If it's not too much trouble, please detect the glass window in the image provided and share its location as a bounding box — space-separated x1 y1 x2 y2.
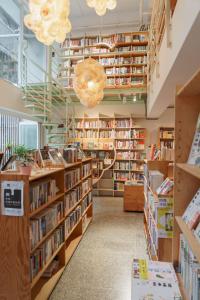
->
19 119 39 149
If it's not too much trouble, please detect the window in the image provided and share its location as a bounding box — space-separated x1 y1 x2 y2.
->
19 120 39 150
0 111 20 163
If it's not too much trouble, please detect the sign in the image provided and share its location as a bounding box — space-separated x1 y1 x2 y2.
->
1 181 24 216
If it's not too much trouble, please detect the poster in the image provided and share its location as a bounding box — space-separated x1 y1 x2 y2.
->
1 181 24 216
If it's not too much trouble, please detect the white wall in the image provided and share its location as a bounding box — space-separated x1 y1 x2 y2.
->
0 79 38 120
148 0 200 117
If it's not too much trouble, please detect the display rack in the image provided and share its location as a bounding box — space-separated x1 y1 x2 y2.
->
173 70 200 300
143 160 173 262
59 31 148 90
68 113 146 196
0 158 93 300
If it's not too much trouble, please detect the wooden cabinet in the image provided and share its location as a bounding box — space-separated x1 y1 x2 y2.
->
123 185 144 212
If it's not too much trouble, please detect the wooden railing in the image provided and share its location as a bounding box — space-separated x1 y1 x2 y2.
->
148 0 177 90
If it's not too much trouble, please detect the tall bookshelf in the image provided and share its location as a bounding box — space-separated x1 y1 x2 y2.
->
68 114 146 196
143 160 173 262
58 31 148 90
173 70 200 300
0 158 93 300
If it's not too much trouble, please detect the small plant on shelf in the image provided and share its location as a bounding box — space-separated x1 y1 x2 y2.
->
14 145 33 175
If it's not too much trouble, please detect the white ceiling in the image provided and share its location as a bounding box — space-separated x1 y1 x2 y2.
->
69 0 152 35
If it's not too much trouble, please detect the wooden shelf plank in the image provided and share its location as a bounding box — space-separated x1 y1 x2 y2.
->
176 216 200 263
82 202 93 217
82 217 92 234
177 163 200 180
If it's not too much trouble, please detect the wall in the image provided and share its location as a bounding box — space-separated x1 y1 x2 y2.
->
0 79 38 120
148 0 200 117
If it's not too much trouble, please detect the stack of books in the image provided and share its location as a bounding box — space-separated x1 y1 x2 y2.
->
65 168 81 190
81 192 92 214
30 179 58 212
30 226 64 280
64 205 82 238
30 201 64 249
64 186 82 214
179 234 200 300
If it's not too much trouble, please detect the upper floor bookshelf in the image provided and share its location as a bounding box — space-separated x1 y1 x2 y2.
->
58 31 148 90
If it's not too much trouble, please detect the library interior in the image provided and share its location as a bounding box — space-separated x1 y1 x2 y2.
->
0 0 200 299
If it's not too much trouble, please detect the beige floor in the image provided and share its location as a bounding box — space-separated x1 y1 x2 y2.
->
50 197 147 300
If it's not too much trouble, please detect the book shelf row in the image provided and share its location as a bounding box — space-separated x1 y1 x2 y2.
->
62 32 148 48
59 31 147 90
0 159 93 300
143 160 173 262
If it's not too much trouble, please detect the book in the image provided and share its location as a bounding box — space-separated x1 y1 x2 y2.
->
149 170 164 193
188 113 200 166
194 222 200 243
131 259 182 300
156 196 173 238
179 234 200 300
182 188 200 229
156 177 174 195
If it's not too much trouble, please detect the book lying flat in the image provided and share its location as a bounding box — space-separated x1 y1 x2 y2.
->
132 259 182 300
188 113 200 166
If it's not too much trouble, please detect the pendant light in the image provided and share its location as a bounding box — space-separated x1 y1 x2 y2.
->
24 0 72 45
73 58 107 108
86 0 117 16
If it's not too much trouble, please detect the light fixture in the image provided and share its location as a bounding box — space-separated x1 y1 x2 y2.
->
133 95 137 102
74 58 107 108
86 0 117 16
123 96 127 104
24 0 71 46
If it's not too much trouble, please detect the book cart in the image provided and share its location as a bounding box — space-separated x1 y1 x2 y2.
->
0 158 93 300
143 160 173 262
173 70 200 300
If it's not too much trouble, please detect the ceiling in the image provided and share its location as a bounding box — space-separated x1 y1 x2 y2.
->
69 0 152 35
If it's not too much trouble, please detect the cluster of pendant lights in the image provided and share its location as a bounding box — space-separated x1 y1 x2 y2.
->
24 0 71 46
86 0 117 16
74 58 107 108
24 0 117 108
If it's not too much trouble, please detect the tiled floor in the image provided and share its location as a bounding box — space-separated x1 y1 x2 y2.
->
50 197 147 300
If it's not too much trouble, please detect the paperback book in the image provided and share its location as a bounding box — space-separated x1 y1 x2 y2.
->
188 113 200 166
182 188 200 229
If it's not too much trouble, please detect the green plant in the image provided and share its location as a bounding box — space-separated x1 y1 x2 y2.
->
13 145 33 166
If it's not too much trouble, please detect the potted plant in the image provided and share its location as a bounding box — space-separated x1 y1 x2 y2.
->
14 145 33 176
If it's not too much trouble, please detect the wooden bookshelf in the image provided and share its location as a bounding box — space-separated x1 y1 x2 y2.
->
0 159 93 300
173 69 200 300
67 113 146 196
143 160 173 262
59 31 148 90
158 126 174 161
